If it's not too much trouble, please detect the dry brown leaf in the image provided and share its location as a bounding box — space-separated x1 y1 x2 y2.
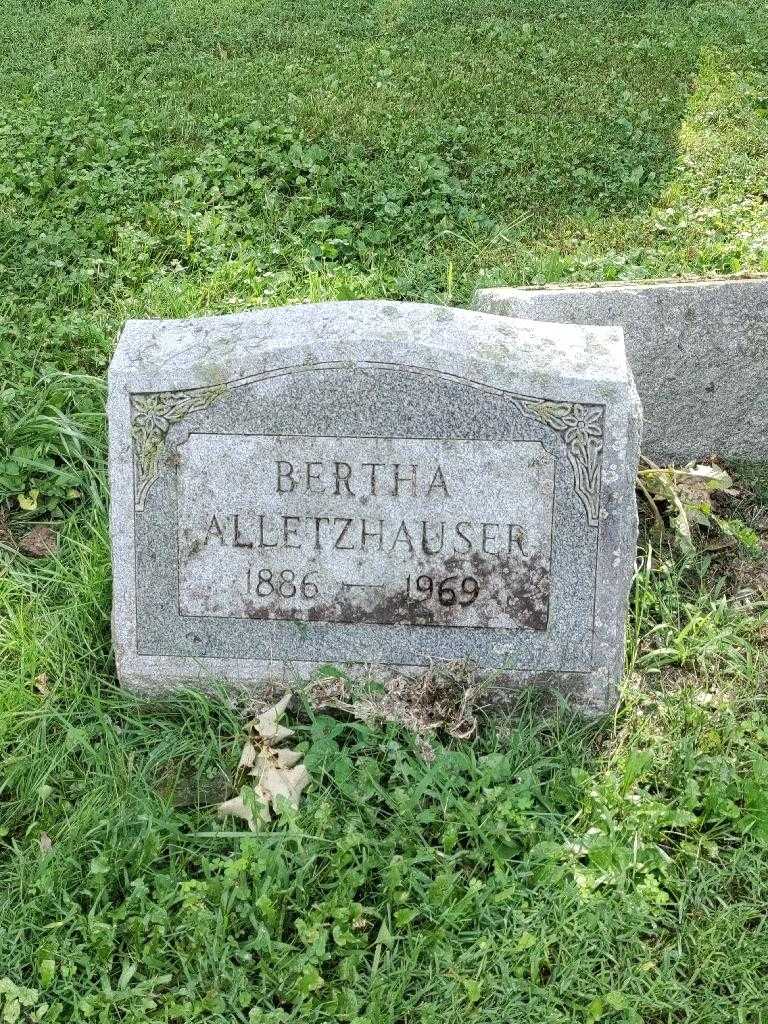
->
216 792 267 831
274 747 303 769
33 673 50 696
18 525 58 558
39 832 53 855
237 740 257 771
252 746 303 776
224 692 312 826
638 462 738 552
258 722 295 743
252 691 294 742
259 764 310 809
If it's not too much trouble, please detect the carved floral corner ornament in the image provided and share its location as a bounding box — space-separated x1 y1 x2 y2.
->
131 386 225 511
519 400 604 527
129 364 605 528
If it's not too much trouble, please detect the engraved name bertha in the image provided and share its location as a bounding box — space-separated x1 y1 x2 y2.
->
177 435 555 629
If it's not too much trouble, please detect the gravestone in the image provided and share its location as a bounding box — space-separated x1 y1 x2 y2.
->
473 277 768 464
108 301 641 713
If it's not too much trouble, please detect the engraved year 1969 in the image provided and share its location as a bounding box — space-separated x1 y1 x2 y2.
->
406 573 479 607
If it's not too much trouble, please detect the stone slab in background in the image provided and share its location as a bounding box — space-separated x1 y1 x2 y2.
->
473 277 768 465
108 301 641 713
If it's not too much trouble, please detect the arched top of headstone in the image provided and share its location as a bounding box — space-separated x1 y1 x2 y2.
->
110 300 632 392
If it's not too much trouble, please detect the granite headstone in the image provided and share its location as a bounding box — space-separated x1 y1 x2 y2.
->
108 301 641 712
474 277 768 464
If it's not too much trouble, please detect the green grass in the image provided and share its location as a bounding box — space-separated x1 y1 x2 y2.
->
3 0 768 510
1 0 768 1020
1 515 768 1021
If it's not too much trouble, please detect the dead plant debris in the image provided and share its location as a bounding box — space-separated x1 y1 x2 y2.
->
18 525 58 558
0 510 13 548
33 673 50 697
217 692 310 830
306 664 482 761
637 460 760 555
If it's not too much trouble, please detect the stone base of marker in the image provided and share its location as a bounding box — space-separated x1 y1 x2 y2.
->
108 301 642 714
473 275 768 465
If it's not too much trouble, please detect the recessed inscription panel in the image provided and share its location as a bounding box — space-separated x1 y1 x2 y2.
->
177 434 554 629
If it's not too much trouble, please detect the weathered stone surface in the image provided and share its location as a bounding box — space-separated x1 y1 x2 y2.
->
108 300 641 713
473 277 768 464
